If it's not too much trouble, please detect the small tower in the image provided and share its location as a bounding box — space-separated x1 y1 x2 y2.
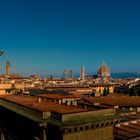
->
69 70 74 80
63 69 66 80
6 60 10 76
80 66 85 80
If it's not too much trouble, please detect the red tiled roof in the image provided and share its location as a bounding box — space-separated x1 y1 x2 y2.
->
88 97 140 107
38 94 81 99
114 120 140 138
0 95 86 114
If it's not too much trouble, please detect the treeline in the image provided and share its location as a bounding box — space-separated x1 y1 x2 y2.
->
129 81 140 96
103 87 110 96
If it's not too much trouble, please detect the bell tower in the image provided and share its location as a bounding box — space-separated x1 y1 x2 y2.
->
6 60 10 76
63 69 66 80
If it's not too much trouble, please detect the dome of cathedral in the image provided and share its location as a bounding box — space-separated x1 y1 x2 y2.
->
98 62 110 77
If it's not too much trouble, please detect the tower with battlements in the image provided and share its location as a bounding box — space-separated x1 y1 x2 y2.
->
80 66 85 80
63 69 66 80
6 60 10 76
69 70 74 80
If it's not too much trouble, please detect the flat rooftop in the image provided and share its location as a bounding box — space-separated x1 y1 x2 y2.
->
88 96 140 107
37 94 81 99
0 95 86 114
114 119 140 139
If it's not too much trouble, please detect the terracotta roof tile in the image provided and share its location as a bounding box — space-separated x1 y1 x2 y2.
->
89 97 140 107
38 94 81 99
0 95 86 114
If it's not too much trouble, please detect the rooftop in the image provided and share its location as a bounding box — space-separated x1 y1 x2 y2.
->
114 119 140 139
0 95 86 114
37 93 81 100
88 96 140 107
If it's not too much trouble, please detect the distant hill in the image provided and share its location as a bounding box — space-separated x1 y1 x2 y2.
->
74 72 140 79
42 72 140 79
111 72 140 79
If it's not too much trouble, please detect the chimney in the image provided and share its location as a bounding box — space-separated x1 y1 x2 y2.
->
38 98 42 103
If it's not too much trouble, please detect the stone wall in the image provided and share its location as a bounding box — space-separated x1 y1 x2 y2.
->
0 90 6 95
62 109 115 121
63 126 113 140
51 108 115 121
0 84 12 89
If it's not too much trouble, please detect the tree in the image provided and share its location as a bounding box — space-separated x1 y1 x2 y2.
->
103 87 107 96
129 81 140 96
106 87 110 95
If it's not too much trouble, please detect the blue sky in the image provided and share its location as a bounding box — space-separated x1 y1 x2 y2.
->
0 0 140 76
